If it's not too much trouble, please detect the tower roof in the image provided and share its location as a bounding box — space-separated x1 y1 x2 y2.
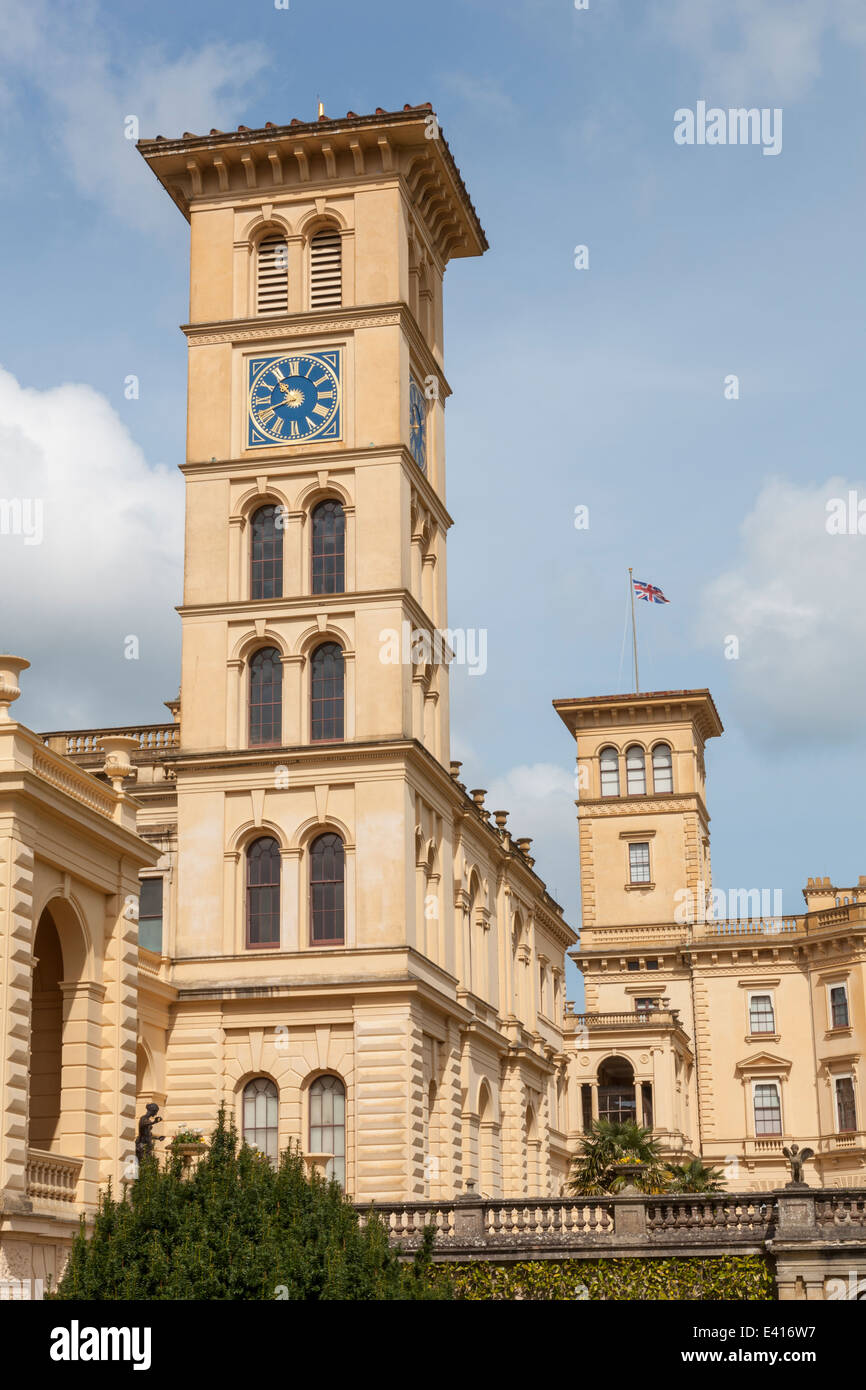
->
137 104 487 263
553 688 724 743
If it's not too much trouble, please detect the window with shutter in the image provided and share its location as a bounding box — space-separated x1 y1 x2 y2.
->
310 228 342 308
256 233 288 314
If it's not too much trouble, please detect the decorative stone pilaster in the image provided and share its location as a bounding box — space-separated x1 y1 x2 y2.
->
0 836 35 1200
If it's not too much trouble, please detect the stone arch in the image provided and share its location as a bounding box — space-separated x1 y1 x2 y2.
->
229 629 288 664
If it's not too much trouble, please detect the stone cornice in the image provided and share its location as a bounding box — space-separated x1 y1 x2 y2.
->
137 107 487 262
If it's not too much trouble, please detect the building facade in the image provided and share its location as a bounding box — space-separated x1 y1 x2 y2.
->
0 660 158 1292
556 688 866 1190
16 106 577 1239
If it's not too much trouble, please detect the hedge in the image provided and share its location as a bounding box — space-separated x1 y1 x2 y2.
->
433 1255 775 1301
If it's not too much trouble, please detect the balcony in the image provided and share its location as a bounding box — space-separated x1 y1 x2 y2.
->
567 1007 682 1031
26 1149 82 1204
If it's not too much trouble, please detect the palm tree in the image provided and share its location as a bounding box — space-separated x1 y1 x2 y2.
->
665 1158 725 1193
568 1120 668 1195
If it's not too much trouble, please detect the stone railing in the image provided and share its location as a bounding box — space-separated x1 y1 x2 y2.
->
42 724 180 758
571 1010 679 1030
697 917 801 938
26 1149 82 1203
354 1191 784 1258
814 1191 866 1228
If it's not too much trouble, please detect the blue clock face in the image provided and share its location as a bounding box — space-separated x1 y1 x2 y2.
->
248 351 341 448
409 378 427 472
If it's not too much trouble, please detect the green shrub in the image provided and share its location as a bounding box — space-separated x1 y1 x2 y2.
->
51 1109 449 1302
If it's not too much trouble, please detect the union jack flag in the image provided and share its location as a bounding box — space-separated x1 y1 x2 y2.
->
633 579 669 604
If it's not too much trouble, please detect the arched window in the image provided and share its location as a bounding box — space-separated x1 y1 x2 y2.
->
246 837 280 948
310 832 345 945
250 504 283 600
600 746 619 797
652 743 673 794
310 227 342 308
256 232 289 314
625 745 646 796
243 1077 279 1162
310 642 344 742
311 499 345 595
309 1075 346 1185
249 647 282 746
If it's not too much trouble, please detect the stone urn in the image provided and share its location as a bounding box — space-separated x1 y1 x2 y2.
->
99 734 140 790
303 1152 333 1180
0 655 30 720
614 1162 648 1195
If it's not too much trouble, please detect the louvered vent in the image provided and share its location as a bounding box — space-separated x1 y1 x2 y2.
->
256 234 288 314
310 228 342 308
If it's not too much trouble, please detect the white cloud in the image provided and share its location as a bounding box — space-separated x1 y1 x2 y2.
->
0 366 183 730
483 762 579 908
0 0 269 224
698 475 866 746
652 0 866 102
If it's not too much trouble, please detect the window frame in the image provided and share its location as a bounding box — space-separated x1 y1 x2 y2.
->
245 836 281 950
138 875 164 954
242 1076 279 1163
310 641 345 743
625 744 647 796
309 832 346 947
628 841 651 885
651 742 673 794
827 981 850 1030
248 646 283 748
308 1074 346 1186
250 503 284 600
310 498 346 596
834 1074 857 1134
599 745 620 797
748 991 776 1036
752 1079 783 1136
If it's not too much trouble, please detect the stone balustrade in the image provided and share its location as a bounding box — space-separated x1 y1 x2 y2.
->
26 1149 82 1203
41 724 180 758
355 1188 866 1270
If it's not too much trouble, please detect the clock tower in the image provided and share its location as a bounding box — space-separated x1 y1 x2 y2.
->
136 107 576 1201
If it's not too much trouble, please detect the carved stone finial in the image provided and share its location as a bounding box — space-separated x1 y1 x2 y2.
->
0 655 30 720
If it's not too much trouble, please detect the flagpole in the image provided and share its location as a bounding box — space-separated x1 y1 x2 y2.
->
628 567 640 693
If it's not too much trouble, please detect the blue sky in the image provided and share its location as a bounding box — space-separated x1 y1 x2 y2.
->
2 0 865 1003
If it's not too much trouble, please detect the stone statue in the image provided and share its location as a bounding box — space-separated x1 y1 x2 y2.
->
135 1102 164 1164
782 1143 814 1186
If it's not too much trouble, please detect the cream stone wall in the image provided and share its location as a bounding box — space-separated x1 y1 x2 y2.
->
0 683 158 1294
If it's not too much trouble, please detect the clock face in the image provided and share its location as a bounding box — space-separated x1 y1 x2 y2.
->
247 351 341 448
409 377 427 472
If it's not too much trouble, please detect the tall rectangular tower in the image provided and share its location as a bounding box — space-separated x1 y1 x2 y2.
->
135 108 576 1201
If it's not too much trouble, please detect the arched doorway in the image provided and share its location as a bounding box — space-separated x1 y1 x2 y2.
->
598 1056 636 1124
30 912 63 1150
28 899 90 1166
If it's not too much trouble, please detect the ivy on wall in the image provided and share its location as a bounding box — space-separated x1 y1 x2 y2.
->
434 1255 775 1301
